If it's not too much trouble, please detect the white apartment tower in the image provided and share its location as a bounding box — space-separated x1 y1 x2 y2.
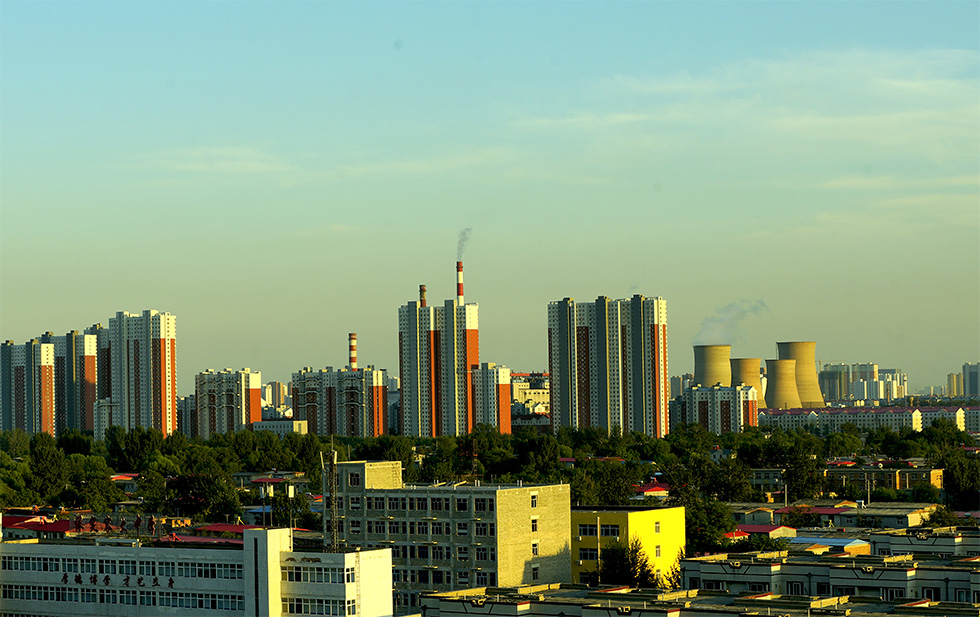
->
472 362 512 433
548 295 669 437
398 263 480 437
195 368 263 438
107 310 178 436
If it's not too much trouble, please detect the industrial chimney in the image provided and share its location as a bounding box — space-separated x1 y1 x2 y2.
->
777 341 826 408
766 359 802 409
731 357 767 409
419 285 427 307
693 345 732 387
348 333 357 370
456 261 464 305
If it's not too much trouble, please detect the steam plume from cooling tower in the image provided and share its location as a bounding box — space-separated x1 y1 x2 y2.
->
693 300 769 345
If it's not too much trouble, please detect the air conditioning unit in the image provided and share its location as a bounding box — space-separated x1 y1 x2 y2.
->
577 536 582 541
577 560 583 566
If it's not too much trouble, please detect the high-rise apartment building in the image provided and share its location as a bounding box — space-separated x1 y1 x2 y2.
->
37 330 99 433
947 372 964 397
472 362 511 433
851 363 878 385
398 263 480 437
107 310 178 435
819 363 851 402
677 384 758 435
292 334 388 437
0 339 56 435
195 368 263 438
964 363 980 397
547 295 668 437
264 380 290 407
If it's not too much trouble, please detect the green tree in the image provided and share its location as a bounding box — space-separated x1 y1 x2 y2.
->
0 429 30 458
780 506 823 528
169 474 241 521
57 454 124 512
925 505 964 527
596 536 655 588
57 429 92 456
28 432 67 501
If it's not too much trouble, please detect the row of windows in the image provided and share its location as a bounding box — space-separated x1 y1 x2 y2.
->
359 520 496 537
282 597 356 615
1 557 62 572
176 562 243 579
576 524 624 537
158 591 245 610
387 544 497 562
357 495 496 512
1 585 79 602
281 566 356 584
392 569 497 586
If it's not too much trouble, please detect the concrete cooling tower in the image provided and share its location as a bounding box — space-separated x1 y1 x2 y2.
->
766 359 802 409
777 341 826 408
693 345 731 387
731 357 766 409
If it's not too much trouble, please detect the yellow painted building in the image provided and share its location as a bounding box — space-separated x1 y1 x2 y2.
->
570 505 686 586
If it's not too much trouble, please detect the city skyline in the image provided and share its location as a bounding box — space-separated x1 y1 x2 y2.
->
2 2 977 393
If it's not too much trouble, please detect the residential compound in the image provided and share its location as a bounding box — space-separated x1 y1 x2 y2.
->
759 407 968 433
194 368 263 439
398 263 480 437
0 526 394 617
570 506 685 586
1 309 177 438
548 295 669 437
331 460 571 613
672 384 758 434
818 363 909 403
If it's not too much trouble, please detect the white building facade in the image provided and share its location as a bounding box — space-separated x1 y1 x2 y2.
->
195 368 263 438
0 527 392 617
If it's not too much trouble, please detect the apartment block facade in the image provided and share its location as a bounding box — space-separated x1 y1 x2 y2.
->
0 339 56 435
195 368 263 438
332 460 570 613
676 385 758 435
472 362 512 433
548 295 669 437
291 366 388 437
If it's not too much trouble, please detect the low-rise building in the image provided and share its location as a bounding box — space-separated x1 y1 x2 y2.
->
0 525 393 617
570 505 685 586
252 419 308 437
332 460 571 613
869 527 980 558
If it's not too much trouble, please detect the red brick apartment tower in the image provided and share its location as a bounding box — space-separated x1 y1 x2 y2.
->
398 262 481 437
0 340 56 435
108 310 177 436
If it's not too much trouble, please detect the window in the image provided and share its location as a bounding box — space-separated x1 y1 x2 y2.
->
456 522 469 535
579 548 598 561
350 520 362 534
475 498 494 512
348 473 360 487
456 498 469 512
531 518 538 533
532 543 539 556
457 547 469 562
476 571 489 586
531 566 539 581
349 496 361 509
655 522 661 533
578 524 597 537
600 524 620 537
531 494 538 508
655 545 661 558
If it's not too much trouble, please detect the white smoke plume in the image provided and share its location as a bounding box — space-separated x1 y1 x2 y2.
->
456 227 472 260
693 300 769 345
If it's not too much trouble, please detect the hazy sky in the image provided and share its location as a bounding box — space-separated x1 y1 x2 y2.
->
2 1 978 394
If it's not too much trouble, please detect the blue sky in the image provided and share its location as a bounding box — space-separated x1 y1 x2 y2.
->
2 1 978 393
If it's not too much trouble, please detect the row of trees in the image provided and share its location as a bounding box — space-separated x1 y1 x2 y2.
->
0 418 976 547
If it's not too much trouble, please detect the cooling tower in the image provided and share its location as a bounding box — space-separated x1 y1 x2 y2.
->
693 345 731 387
731 357 766 409
766 359 802 409
777 341 826 408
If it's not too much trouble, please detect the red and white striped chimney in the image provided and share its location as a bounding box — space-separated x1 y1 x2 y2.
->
348 333 357 370
456 261 464 305
419 284 427 307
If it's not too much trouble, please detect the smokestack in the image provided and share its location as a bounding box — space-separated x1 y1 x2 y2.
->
348 333 357 370
766 359 802 409
731 358 767 408
777 341 825 408
456 261 464 305
693 345 732 387
419 285 427 307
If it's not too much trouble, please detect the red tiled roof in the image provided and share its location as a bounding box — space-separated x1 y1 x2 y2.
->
775 506 849 515
737 524 791 533
724 530 750 539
